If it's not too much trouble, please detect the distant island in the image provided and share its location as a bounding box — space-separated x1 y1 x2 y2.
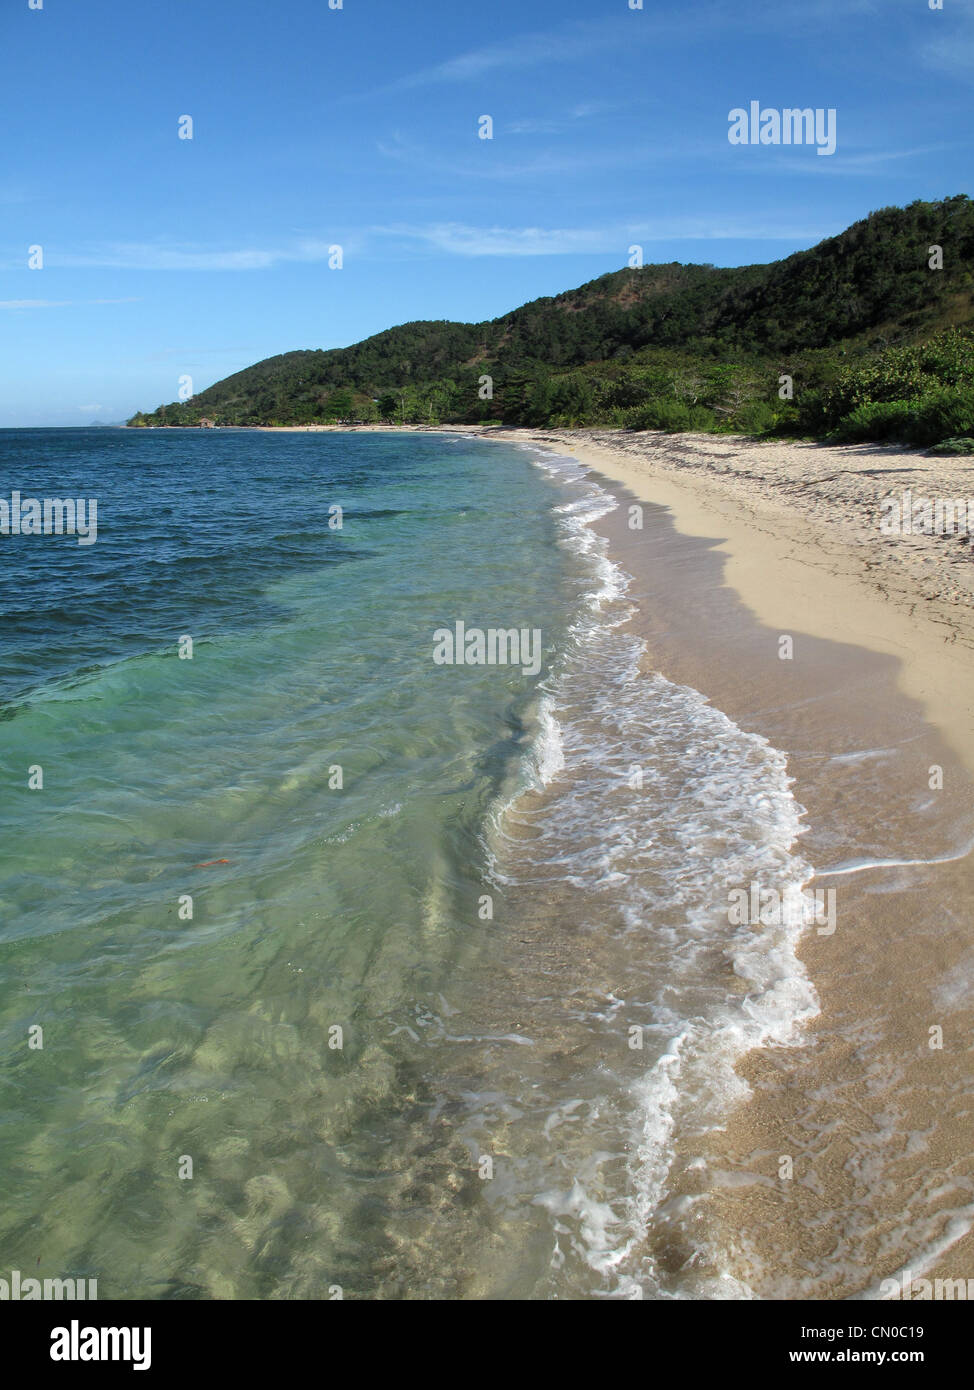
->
128 197 974 451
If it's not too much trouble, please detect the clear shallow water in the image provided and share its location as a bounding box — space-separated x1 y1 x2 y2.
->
0 429 817 1298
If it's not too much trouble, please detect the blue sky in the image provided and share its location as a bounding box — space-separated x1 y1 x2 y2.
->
1 0 971 425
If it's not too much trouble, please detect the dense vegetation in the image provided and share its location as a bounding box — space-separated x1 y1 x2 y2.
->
129 197 974 448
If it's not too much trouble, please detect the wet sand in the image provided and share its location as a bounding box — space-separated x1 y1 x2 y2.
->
492 428 974 1298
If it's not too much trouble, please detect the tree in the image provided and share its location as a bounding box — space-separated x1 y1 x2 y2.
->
324 388 355 421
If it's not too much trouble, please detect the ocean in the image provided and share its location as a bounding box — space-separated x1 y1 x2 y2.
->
0 428 819 1298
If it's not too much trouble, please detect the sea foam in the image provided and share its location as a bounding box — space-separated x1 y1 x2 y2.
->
489 446 821 1297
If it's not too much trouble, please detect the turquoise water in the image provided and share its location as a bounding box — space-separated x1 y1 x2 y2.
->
0 430 586 1295
0 428 816 1298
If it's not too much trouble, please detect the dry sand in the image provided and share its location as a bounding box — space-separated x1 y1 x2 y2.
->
484 427 974 775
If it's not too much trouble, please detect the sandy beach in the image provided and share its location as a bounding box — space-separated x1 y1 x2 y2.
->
489 426 974 1297
265 420 974 756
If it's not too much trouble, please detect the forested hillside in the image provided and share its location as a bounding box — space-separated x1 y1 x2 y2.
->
129 197 974 447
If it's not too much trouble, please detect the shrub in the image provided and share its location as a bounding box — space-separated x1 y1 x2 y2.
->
914 387 974 445
831 388 974 446
732 400 778 435
627 400 692 431
832 399 918 442
795 386 831 434
928 436 974 456
686 405 719 431
768 402 801 434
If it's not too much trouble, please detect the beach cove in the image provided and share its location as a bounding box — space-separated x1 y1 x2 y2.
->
3 422 972 1298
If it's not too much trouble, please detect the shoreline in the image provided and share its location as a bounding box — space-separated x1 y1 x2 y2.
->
232 421 974 771
483 426 974 776
144 419 974 1293
502 427 974 1295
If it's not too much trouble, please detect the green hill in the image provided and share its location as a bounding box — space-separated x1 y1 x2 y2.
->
129 197 974 445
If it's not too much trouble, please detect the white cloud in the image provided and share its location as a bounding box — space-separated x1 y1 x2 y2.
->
505 101 624 137
505 118 570 136
731 143 957 177
60 244 318 271
377 219 827 257
1 236 348 275
393 21 649 89
376 0 920 95
4 214 828 283
24 241 345 272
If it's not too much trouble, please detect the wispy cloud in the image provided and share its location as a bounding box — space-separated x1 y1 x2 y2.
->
12 240 348 272
731 143 959 177
392 20 650 90
1 235 354 275
371 0 919 97
354 9 741 103
376 219 827 257
505 117 571 137
504 100 627 137
62 243 331 271
375 130 693 182
0 215 829 284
